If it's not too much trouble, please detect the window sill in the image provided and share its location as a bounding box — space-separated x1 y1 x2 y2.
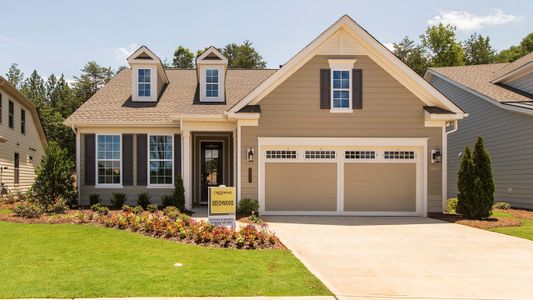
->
330 109 353 113
147 184 174 189
95 184 123 189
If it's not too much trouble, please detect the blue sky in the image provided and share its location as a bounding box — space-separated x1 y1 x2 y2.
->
1 0 531 82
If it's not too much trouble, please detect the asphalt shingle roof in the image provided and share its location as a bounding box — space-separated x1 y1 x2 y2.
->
65 68 277 124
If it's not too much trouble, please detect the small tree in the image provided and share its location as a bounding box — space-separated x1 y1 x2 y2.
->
456 147 475 217
472 137 494 218
30 141 76 210
173 174 185 211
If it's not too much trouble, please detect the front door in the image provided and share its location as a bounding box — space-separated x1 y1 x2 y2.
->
200 142 223 204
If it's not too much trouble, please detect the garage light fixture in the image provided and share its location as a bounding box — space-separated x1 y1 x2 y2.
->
431 148 442 163
247 147 254 163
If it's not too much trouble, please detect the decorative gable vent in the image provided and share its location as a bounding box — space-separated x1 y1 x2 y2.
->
127 46 168 102
196 47 228 103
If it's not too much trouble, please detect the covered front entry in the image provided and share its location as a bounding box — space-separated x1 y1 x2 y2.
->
192 132 233 206
258 137 427 216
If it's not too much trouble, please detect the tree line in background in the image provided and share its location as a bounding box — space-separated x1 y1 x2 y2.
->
392 24 533 75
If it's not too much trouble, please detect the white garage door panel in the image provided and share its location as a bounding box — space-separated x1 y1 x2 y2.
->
265 163 337 211
344 163 416 212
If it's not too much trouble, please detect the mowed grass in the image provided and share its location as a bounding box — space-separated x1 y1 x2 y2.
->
0 222 330 298
489 211 533 241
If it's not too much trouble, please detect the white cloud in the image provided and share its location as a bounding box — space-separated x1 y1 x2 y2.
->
383 42 395 51
428 9 522 31
113 43 140 60
0 33 28 47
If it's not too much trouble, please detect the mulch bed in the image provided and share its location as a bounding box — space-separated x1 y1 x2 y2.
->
429 211 522 229
506 208 533 220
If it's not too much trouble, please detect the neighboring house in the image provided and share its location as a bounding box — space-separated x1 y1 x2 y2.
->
65 15 466 216
426 52 533 209
0 76 47 194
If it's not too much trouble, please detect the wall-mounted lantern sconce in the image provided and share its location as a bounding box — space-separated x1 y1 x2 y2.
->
431 148 442 163
247 147 254 163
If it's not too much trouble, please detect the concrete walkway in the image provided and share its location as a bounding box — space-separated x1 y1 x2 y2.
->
265 216 533 300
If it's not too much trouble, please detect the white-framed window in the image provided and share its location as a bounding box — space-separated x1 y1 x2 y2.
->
206 69 219 98
149 135 173 185
97 135 121 185
331 69 351 110
138 68 151 97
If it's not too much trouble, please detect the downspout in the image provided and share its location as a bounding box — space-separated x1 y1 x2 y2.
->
442 120 458 212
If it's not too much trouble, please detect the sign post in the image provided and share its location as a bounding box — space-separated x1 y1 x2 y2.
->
208 185 236 227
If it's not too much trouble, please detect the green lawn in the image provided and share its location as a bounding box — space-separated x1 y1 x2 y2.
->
0 221 330 298
489 210 533 241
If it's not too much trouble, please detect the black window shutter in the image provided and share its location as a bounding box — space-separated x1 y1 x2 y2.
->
136 134 147 185
84 134 95 185
174 134 181 180
352 69 363 109
320 69 331 109
122 134 134 186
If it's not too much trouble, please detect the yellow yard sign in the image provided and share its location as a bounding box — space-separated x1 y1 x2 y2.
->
209 186 236 215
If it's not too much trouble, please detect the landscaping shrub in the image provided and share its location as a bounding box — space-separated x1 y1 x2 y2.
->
136 192 151 209
161 195 174 207
162 206 180 219
90 203 103 212
493 202 511 210
111 192 127 209
16 191 27 202
457 137 495 219
89 194 101 206
30 142 76 210
132 205 144 214
472 137 495 217
248 212 263 224
4 192 17 204
97 206 110 216
237 198 259 215
48 198 68 214
12 202 43 218
447 198 458 214
92 210 278 249
147 204 158 213
121 205 133 212
173 174 185 210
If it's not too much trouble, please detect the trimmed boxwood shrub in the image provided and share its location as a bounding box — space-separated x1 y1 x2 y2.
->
237 198 259 215
111 192 127 209
136 192 151 209
89 194 101 206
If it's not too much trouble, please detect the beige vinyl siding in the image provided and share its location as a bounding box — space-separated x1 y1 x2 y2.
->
241 55 443 212
0 87 45 192
79 129 177 206
430 75 533 209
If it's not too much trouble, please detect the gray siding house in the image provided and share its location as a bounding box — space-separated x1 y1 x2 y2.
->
426 52 533 209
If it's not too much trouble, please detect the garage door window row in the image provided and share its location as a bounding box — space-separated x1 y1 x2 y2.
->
265 150 297 159
345 150 376 159
384 151 415 160
305 150 336 159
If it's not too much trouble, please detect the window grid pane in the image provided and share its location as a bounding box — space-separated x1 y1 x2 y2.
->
97 135 121 184
138 69 151 97
265 150 297 159
332 70 350 109
149 135 173 185
206 69 219 97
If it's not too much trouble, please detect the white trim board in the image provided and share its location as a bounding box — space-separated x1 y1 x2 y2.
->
257 137 428 217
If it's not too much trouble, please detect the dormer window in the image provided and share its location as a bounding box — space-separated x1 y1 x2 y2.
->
138 69 151 97
196 46 228 103
206 69 219 98
127 46 169 102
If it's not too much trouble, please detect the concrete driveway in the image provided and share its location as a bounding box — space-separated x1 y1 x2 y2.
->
265 216 533 300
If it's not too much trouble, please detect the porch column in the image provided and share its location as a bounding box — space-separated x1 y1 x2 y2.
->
182 130 192 209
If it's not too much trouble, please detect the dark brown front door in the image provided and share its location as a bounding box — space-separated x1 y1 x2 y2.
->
200 142 223 204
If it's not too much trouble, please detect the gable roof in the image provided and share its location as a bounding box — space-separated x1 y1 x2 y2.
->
427 63 532 103
0 76 47 145
491 52 533 82
64 68 276 125
229 15 465 117
127 45 169 84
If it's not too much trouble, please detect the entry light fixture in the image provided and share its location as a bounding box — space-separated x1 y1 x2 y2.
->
431 148 442 163
247 147 254 163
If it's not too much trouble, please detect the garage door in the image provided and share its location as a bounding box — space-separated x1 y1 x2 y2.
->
258 138 426 216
